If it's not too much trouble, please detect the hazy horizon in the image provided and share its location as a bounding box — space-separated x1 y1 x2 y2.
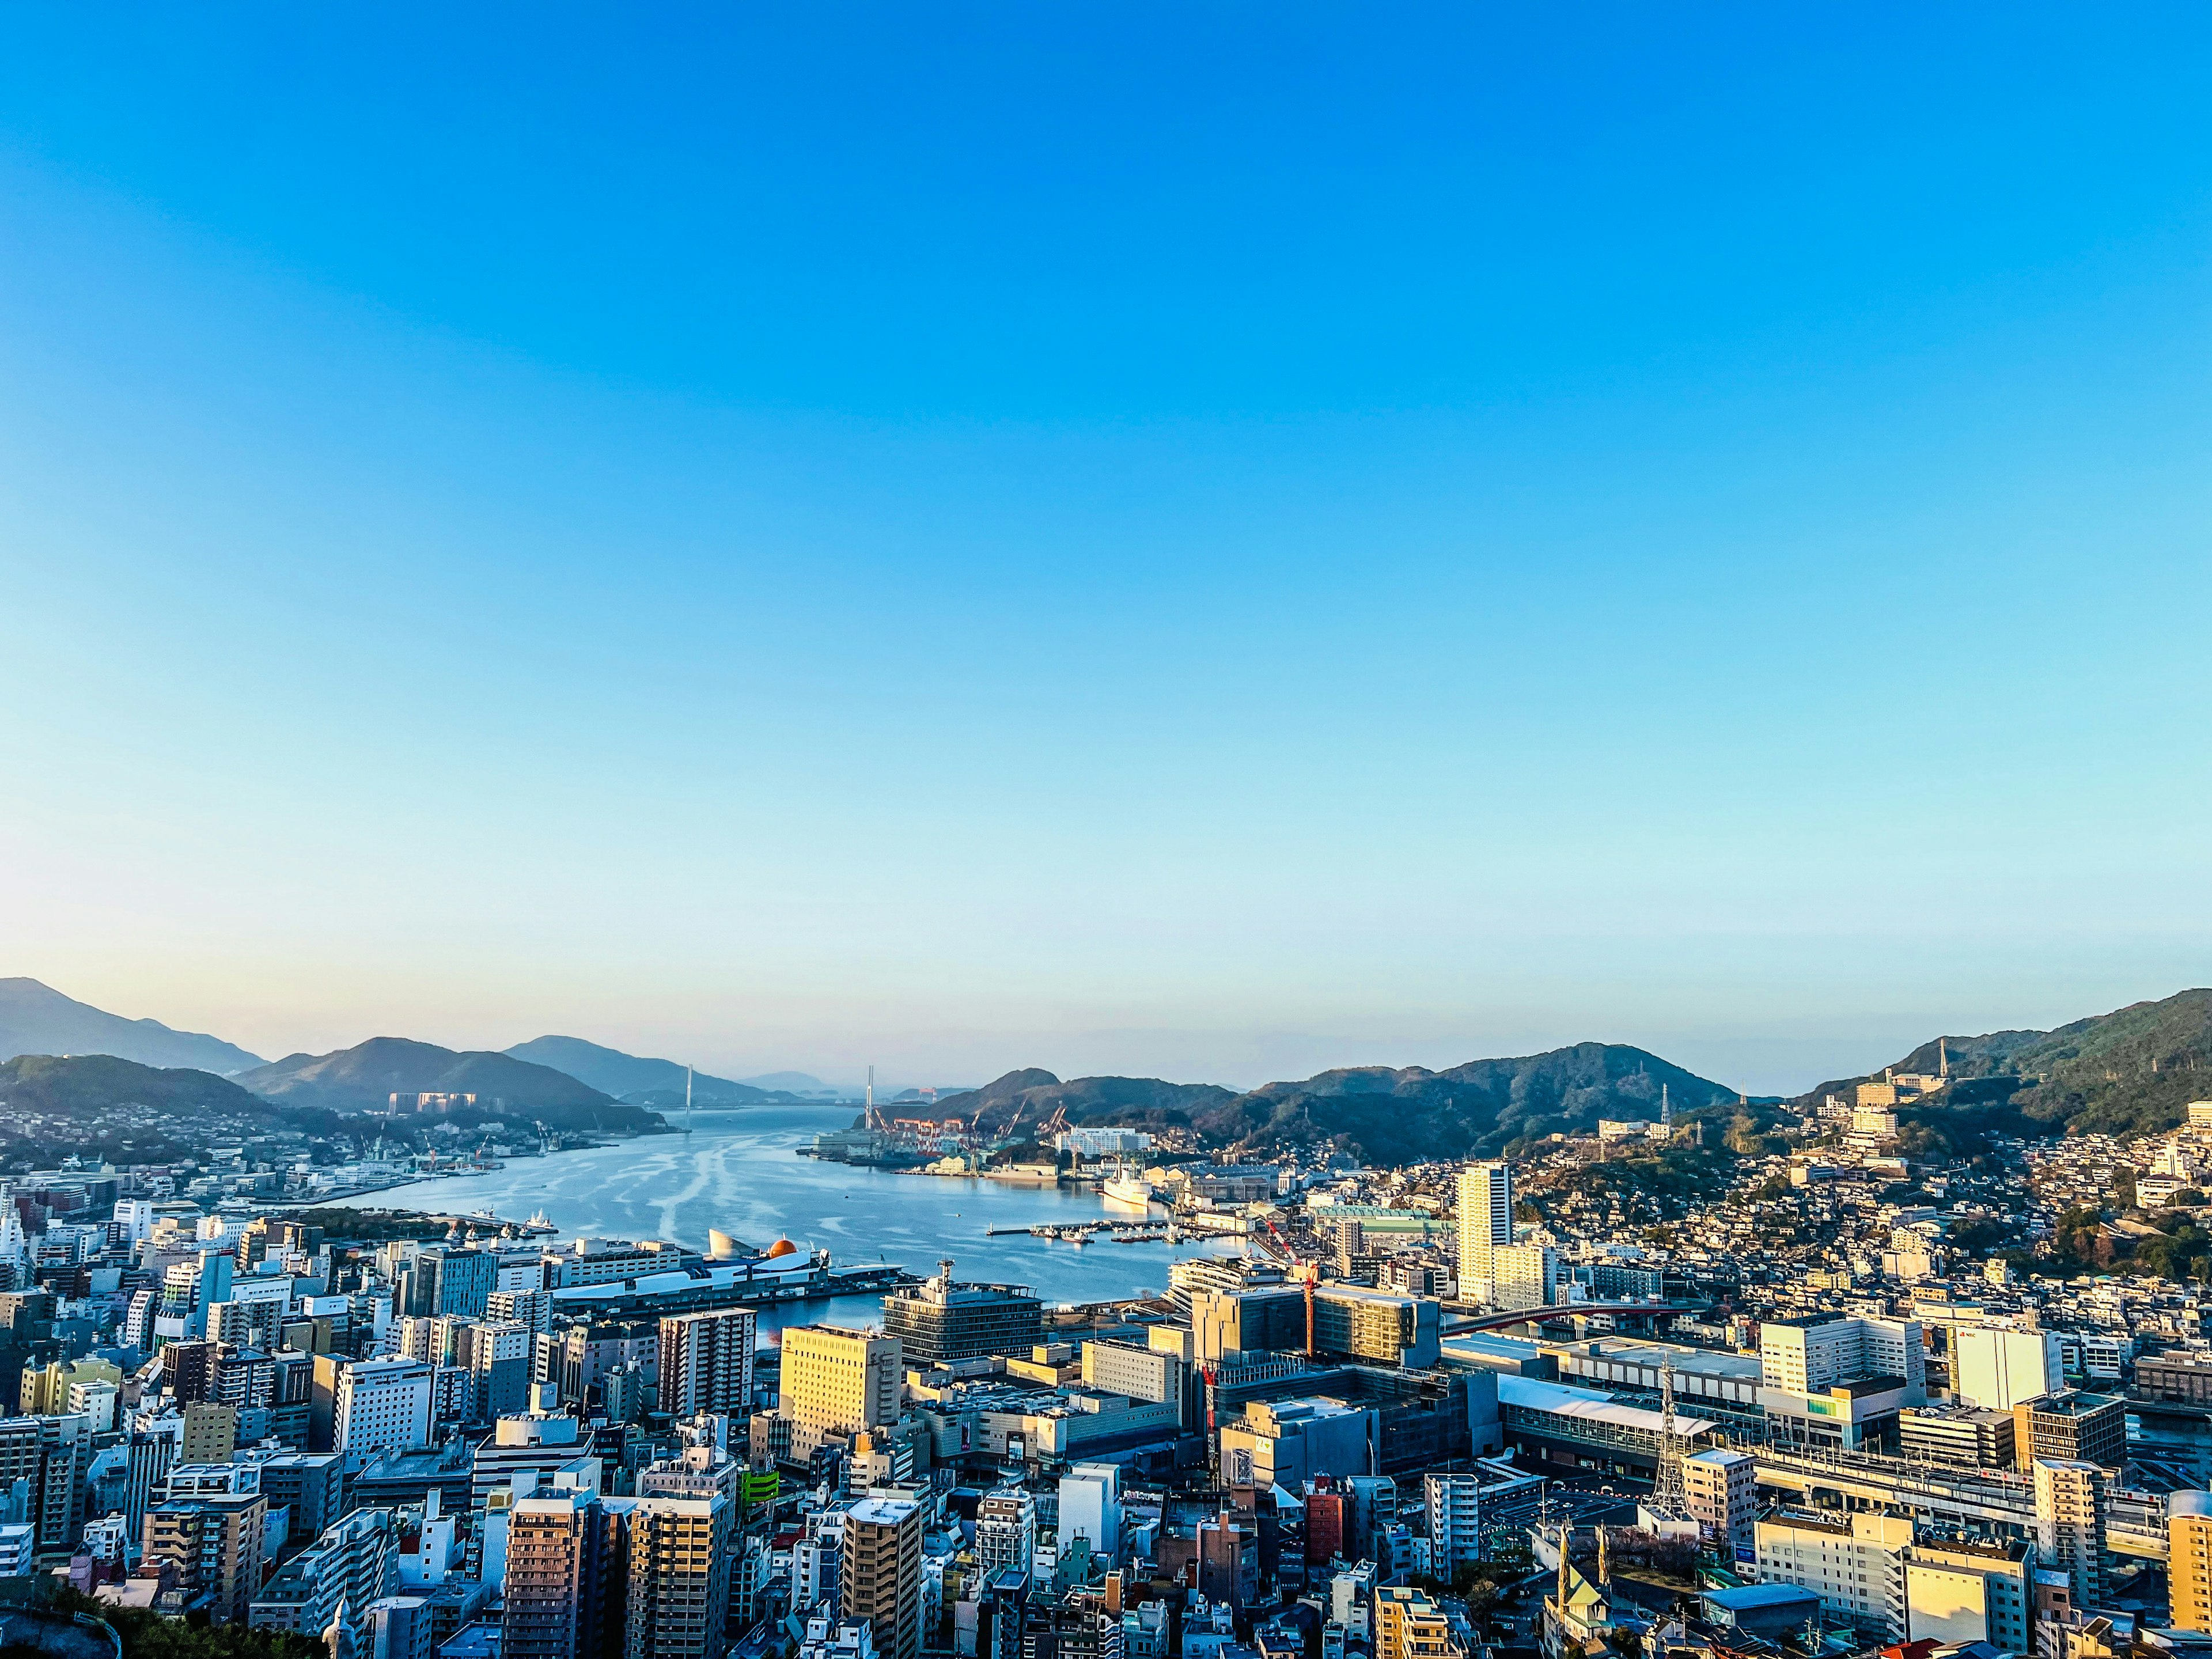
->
6 10 2209 1099
10 969 2200 1100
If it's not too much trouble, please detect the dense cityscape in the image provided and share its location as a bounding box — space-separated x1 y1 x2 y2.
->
2 1073 2212 1659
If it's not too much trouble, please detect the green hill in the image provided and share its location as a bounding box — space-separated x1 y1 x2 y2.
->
239 1036 663 1133
940 1071 1236 1135
942 1043 1743 1162
1800 988 2212 1139
0 1053 274 1118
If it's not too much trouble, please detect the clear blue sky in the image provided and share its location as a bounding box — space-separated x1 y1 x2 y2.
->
3 6 2210 1093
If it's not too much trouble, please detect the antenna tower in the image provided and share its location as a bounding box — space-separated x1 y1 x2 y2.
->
1650 1360 1688 1514
685 1065 694 1139
1661 1081 1672 1132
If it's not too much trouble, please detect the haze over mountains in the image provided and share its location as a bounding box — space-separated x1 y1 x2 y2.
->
11 975 2212 1160
0 977 264 1074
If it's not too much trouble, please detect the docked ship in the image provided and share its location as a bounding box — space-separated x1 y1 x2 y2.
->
546 1236 910 1317
1100 1160 1154 1207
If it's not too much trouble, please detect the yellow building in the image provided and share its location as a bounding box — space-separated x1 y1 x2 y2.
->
20 1358 121 1417
2171 1494 2212 1634
777 1325 901 1457
1377 1585 1459 1659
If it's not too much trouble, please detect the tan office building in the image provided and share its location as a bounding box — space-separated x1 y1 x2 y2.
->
778 1325 900 1457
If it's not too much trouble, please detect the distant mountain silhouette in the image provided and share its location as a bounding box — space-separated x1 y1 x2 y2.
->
941 1043 1741 1161
0 978 264 1074
738 1071 834 1094
503 1036 790 1104
238 1036 657 1131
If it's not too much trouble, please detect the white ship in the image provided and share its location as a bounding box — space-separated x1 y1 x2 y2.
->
1101 1161 1154 1207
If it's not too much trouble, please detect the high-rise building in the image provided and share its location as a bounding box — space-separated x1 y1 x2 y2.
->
1681 1448 1758 1556
626 1494 734 1659
2033 1457 2111 1611
503 1489 624 1659
778 1327 900 1458
842 1496 923 1659
1488 1244 1556 1313
1454 1165 1510 1296
396 1248 496 1321
455 1321 533 1421
1424 1474 1487 1574
2169 1492 2212 1635
247 1506 399 1647
181 1401 238 1464
660 1309 757 1419
0 1413 90 1550
1952 1327 2064 1411
144 1491 267 1624
880 1267 1041 1364
975 1487 1037 1580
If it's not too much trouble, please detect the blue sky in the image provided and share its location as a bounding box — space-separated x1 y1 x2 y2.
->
3 6 2210 1092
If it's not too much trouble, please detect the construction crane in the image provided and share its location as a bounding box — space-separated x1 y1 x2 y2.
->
1251 1215 1322 1357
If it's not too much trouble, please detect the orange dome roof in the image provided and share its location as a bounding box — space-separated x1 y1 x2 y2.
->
765 1237 798 1258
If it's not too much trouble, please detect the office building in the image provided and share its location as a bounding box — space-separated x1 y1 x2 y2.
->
2015 1391 2126 1472
1898 1405 2015 1468
334 1358 434 1457
842 1497 923 1659
1081 1338 1190 1426
881 1267 1041 1363
1310 1284 1441 1369
778 1326 901 1457
396 1248 495 1321
1952 1326 2063 1411
1455 1165 1510 1296
1757 1315 1926 1450
660 1308 757 1418
454 1321 532 1421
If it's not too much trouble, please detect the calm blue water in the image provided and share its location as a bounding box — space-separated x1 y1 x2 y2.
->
325 1103 1236 1334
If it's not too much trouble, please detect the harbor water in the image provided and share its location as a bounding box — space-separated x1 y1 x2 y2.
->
324 1103 1238 1339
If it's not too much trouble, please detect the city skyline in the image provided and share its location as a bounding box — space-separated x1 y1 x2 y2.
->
6 10 2212 1094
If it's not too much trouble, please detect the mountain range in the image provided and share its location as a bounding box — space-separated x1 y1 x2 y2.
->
237 1037 640 1124
938 1042 1744 1162
501 1036 799 1104
0 978 265 1074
